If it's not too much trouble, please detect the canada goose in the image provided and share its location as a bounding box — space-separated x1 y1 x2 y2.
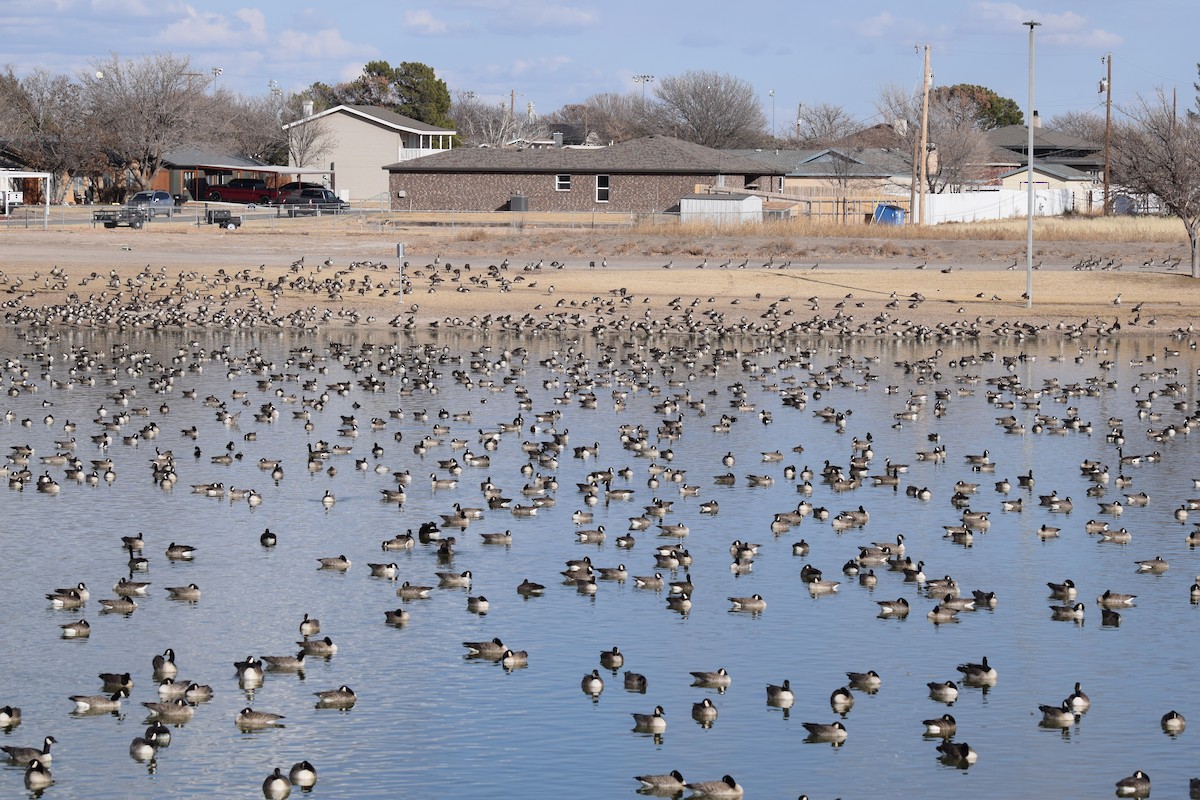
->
263 767 291 799
1115 770 1150 797
165 583 201 601
802 720 848 742
1039 700 1079 726
1097 589 1137 607
1161 710 1186 732
262 651 306 671
830 686 854 711
516 578 545 595
956 656 998 684
384 608 410 625
0 706 20 727
289 761 318 788
728 594 766 612
846 670 882 690
766 679 794 706
24 759 52 790
631 705 667 732
581 669 604 696
314 686 357 708
297 636 337 656
599 646 624 670
500 649 528 669
624 671 648 692
141 698 194 722
129 736 157 761
634 770 685 791
165 542 196 560
3 735 56 765
923 713 957 736
936 741 977 766
876 598 910 617
236 707 285 728
317 554 351 571
683 775 743 798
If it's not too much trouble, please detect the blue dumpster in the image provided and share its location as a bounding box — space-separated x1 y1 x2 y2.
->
873 204 906 225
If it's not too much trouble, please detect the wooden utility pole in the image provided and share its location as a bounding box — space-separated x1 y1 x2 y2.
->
918 44 931 225
1102 54 1112 215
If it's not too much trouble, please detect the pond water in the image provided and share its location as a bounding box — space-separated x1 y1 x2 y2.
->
1 325 1198 799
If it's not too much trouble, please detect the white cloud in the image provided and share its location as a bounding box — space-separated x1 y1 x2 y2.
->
974 2 1122 47
405 9 451 35
489 3 597 34
855 11 896 38
276 27 364 60
509 54 570 77
160 8 244 46
235 9 267 41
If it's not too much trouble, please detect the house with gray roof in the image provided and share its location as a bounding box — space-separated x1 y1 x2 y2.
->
284 104 456 203
986 122 1103 173
734 147 913 194
383 135 784 213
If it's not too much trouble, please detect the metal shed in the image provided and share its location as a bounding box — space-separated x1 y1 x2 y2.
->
679 192 762 225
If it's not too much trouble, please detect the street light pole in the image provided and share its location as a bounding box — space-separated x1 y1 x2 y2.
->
1024 20 1040 309
769 89 776 140
1101 53 1112 215
918 44 931 226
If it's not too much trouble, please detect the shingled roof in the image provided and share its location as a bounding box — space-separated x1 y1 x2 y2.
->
384 135 783 175
284 104 454 135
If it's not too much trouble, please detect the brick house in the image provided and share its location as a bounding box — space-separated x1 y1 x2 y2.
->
383 135 784 213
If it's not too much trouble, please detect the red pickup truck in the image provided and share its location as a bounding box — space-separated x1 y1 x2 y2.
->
205 178 284 205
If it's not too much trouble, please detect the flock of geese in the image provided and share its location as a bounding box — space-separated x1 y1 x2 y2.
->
2 252 1200 798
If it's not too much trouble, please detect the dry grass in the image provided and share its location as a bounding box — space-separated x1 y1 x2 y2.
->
633 214 1188 244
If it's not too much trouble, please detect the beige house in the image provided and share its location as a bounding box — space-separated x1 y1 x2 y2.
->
283 104 455 203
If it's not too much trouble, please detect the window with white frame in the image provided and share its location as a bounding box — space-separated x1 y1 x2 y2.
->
595 174 610 203
555 174 572 191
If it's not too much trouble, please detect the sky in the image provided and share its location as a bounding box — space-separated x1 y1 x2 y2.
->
2 0 1196 133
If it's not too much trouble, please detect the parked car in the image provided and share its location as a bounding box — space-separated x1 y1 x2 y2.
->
276 181 326 196
205 178 284 205
127 190 174 217
280 188 349 216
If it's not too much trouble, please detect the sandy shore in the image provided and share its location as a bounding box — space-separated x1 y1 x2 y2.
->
0 224 1196 335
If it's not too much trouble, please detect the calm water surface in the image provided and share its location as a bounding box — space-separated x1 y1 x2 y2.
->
1 326 1198 799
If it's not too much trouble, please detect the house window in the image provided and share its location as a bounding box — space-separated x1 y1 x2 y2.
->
595 174 610 203
555 174 572 191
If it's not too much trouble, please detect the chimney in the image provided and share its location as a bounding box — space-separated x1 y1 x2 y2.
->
303 100 314 119
1031 110 1041 128
553 131 564 148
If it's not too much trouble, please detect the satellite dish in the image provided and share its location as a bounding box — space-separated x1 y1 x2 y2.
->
95 71 104 79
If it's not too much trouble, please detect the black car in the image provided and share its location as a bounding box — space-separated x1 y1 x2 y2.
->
280 188 349 216
277 181 326 196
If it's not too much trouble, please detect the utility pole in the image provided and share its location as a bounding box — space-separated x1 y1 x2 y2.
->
1101 53 1112 215
633 75 654 100
1024 20 1040 309
918 44 931 226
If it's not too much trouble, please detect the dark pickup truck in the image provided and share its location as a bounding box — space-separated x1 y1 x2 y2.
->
205 178 283 205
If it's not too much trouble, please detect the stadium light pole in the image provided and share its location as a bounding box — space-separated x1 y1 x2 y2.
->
1024 20 1040 308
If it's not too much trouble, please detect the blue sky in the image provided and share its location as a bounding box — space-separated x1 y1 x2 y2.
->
2 0 1195 131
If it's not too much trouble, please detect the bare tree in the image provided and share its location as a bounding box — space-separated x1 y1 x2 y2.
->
1112 91 1200 277
875 83 991 193
226 92 288 164
1045 110 1106 143
651 70 768 148
547 92 652 144
789 102 859 148
79 53 221 192
451 92 542 147
279 96 337 168
0 67 106 202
